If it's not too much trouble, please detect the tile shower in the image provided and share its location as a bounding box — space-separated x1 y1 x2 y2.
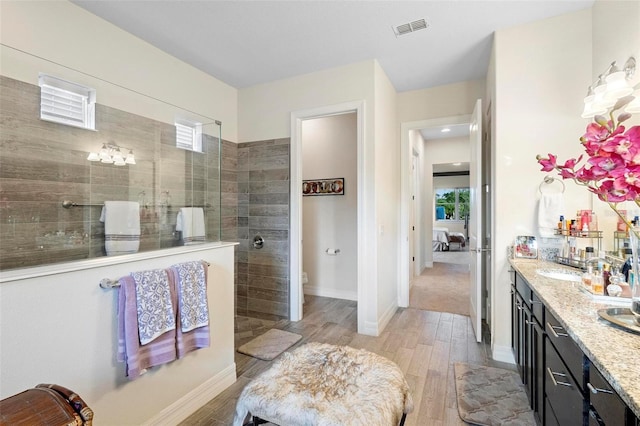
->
1 74 290 321
0 75 222 270
228 139 291 320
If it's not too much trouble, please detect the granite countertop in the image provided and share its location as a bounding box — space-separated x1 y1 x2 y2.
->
509 258 640 418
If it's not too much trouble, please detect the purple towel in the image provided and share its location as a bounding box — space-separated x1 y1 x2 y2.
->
117 275 177 380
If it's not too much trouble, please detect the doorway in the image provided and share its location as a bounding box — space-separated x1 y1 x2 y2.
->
290 101 365 333
300 113 357 303
399 115 471 308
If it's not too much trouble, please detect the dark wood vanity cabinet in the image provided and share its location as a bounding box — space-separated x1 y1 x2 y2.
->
511 271 544 424
510 270 639 426
587 360 638 426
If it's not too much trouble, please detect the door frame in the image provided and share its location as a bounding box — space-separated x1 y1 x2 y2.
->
290 100 365 325
399 115 471 307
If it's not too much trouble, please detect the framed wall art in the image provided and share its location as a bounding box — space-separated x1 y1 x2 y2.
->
302 178 344 196
514 235 537 259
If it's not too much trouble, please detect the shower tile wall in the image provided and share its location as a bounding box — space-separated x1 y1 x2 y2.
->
0 75 221 270
235 138 290 320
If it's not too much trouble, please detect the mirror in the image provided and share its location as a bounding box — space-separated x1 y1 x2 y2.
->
587 1 640 253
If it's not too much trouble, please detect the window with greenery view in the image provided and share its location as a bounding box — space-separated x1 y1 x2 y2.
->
435 188 470 221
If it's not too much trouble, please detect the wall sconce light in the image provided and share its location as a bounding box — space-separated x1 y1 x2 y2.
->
87 143 136 166
582 57 636 118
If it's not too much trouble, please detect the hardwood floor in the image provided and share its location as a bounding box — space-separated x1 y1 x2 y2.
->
181 293 514 426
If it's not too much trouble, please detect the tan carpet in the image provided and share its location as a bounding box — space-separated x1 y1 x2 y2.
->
410 262 470 316
454 363 535 425
433 248 471 265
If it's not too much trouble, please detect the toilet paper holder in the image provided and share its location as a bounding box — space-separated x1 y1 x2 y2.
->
326 248 340 255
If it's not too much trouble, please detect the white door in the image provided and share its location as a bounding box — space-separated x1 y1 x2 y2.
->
469 99 483 343
410 155 420 278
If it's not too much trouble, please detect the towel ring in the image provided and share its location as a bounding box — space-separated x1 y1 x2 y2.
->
538 176 565 194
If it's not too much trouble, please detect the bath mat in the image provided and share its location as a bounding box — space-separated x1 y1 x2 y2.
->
237 329 302 361
454 363 535 426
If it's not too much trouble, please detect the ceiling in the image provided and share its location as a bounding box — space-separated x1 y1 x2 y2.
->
72 0 593 92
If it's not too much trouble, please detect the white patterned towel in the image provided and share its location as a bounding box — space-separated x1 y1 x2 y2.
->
131 269 176 345
170 261 209 332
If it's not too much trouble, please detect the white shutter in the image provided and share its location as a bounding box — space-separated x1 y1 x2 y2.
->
39 74 96 130
175 121 203 152
176 123 195 150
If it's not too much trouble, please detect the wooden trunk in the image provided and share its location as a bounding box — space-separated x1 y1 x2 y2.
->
0 384 93 426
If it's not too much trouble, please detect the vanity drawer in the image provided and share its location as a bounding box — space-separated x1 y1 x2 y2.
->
588 361 631 426
546 309 585 389
515 272 532 308
530 291 544 324
545 341 585 426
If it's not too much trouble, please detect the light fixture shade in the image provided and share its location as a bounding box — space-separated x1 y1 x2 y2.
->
604 70 633 100
125 150 136 165
87 152 100 161
99 144 111 161
100 157 114 164
581 101 607 119
625 90 640 113
113 158 126 166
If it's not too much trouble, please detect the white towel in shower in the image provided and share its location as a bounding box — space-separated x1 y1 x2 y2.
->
538 193 564 238
100 201 141 256
176 207 205 245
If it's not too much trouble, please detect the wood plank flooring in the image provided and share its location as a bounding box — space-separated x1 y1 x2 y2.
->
181 288 514 425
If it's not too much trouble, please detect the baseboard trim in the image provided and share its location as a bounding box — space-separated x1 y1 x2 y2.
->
143 363 237 425
304 285 357 301
378 301 397 333
491 344 515 364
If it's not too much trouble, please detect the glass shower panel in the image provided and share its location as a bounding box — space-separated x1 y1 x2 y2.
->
0 45 222 271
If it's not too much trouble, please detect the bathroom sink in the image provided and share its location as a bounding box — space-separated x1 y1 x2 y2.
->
535 268 582 282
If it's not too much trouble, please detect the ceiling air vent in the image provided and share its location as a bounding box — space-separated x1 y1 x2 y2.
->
393 19 429 37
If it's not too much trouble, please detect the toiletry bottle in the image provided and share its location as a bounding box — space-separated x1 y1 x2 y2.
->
568 237 577 260
591 270 604 295
585 246 594 260
582 265 593 289
602 263 611 296
558 215 564 233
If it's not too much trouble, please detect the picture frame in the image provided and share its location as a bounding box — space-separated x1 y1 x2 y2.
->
302 178 344 196
514 235 537 259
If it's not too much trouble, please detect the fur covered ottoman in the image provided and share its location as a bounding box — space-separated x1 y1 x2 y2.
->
233 342 414 426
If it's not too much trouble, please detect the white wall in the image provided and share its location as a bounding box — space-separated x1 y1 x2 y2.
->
397 80 485 123
492 9 592 362
239 61 375 143
374 61 399 329
0 244 236 425
302 113 357 300
0 1 238 141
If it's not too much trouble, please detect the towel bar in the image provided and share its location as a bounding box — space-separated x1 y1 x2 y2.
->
99 261 211 288
63 200 213 209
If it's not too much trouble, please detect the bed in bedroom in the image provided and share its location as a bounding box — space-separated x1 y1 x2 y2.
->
433 227 466 251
